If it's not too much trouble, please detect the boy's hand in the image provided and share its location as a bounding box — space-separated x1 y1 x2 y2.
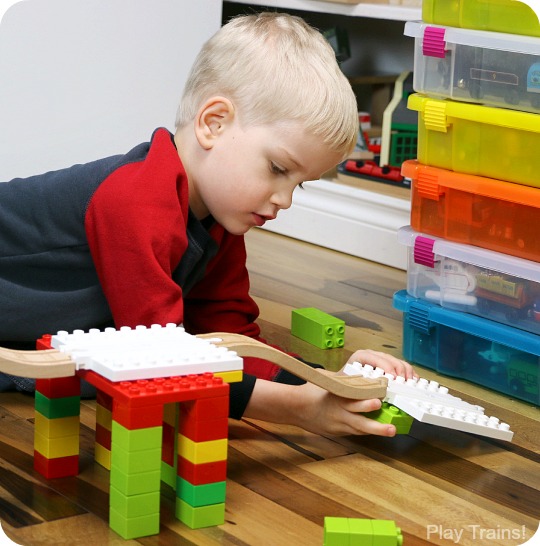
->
291 379 397 437
245 352 418 438
345 349 417 380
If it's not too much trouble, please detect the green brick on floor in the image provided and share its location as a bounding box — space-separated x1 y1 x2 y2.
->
109 486 160 519
371 520 403 546
176 477 226 507
324 517 351 546
111 421 162 451
324 518 403 546
291 307 345 349
109 506 160 540
35 392 80 419
175 499 225 529
349 518 376 544
110 464 161 496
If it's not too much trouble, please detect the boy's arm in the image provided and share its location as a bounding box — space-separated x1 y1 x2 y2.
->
245 378 397 437
85 130 191 329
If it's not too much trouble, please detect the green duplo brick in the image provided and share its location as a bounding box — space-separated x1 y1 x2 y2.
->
161 461 177 489
109 486 160 518
111 421 162 451
371 520 403 546
176 477 226 507
109 507 160 540
35 392 80 419
365 402 414 434
175 499 225 529
349 519 375 544
323 517 350 546
110 442 162 474
291 307 345 349
110 464 161 496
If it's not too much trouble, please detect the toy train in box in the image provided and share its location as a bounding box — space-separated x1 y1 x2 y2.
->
424 263 540 329
438 46 540 109
337 160 411 188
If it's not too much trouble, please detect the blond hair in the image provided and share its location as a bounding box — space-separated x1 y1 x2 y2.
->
176 12 358 158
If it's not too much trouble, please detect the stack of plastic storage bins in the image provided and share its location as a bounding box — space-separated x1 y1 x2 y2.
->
393 0 540 406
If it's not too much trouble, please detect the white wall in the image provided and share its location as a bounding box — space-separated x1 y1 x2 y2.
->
0 0 222 180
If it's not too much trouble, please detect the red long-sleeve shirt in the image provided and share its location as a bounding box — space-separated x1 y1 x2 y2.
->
1 128 283 415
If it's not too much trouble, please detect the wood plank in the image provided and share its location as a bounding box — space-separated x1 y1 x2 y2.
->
303 454 536 545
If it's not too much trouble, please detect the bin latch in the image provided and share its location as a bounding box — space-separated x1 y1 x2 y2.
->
414 236 436 268
409 301 432 334
423 26 446 59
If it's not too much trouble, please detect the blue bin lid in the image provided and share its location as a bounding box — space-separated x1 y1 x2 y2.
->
393 290 540 356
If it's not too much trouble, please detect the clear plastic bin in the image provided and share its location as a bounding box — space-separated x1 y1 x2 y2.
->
405 22 540 113
403 160 540 263
422 0 540 37
394 290 540 406
398 226 540 335
408 93 540 188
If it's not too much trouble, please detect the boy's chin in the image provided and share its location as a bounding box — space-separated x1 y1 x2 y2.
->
220 220 250 236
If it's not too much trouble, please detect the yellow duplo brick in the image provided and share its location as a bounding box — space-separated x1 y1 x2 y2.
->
34 412 80 438
96 404 112 431
213 370 242 384
163 403 178 427
34 431 79 458
177 434 227 464
95 443 111 470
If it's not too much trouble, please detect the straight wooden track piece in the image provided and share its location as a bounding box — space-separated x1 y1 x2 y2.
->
197 333 388 400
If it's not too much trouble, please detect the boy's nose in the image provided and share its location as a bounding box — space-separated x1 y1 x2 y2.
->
271 189 293 210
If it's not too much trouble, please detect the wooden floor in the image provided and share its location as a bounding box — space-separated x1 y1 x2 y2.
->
0 229 538 545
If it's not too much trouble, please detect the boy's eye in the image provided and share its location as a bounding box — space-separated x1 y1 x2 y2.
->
270 162 287 176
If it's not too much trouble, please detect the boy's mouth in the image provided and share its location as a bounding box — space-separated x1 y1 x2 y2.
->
252 213 268 227
252 211 277 226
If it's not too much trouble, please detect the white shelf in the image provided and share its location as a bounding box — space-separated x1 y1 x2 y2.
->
262 178 411 270
224 0 421 21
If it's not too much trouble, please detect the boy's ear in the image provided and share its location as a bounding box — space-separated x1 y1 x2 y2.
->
195 97 235 150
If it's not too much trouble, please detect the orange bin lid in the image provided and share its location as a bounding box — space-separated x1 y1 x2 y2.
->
401 160 540 207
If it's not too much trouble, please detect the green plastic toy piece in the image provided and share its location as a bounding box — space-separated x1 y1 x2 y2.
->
291 307 345 349
365 402 414 434
324 517 404 546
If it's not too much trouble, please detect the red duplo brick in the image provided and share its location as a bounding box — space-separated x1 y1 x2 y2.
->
96 389 113 411
79 370 229 408
178 416 229 442
36 377 81 398
95 423 112 450
36 334 52 350
177 456 227 485
33 451 79 479
179 396 229 421
112 402 164 430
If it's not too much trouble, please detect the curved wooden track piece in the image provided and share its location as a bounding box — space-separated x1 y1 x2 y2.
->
0 347 75 378
198 332 388 400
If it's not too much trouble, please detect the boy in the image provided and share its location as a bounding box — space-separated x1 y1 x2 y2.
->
0 12 415 436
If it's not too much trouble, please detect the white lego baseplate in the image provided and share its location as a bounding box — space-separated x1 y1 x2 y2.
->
51 324 243 382
342 362 514 442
